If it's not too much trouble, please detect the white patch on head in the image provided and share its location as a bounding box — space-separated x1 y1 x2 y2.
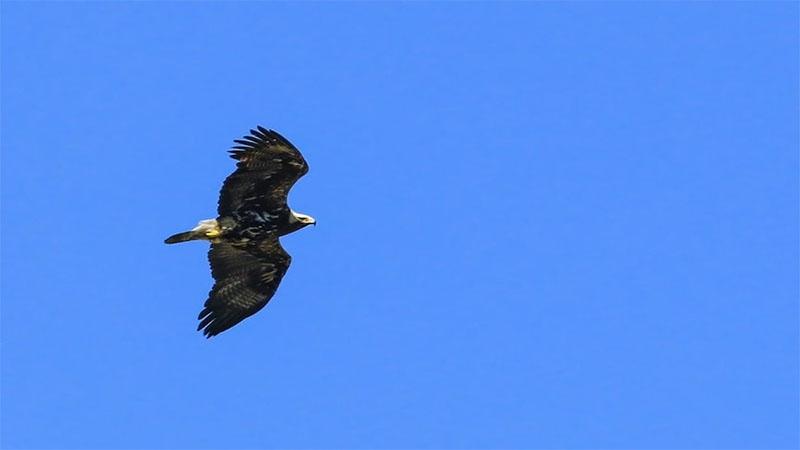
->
290 210 316 224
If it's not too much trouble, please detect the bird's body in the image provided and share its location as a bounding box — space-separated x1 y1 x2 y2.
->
165 126 314 338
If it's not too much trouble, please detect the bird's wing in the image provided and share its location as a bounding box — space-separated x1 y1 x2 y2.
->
217 126 308 217
197 236 292 337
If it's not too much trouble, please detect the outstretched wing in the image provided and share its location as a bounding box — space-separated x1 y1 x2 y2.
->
197 237 292 337
217 126 308 218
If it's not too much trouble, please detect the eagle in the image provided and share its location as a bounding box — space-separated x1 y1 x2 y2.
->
165 126 315 338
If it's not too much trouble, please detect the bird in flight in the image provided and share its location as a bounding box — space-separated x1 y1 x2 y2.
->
165 126 315 338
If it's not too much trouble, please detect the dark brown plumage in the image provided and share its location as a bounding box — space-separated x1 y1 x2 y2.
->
218 127 308 220
197 239 292 337
165 126 314 338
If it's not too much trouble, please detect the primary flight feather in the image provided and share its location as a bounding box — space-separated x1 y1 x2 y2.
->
165 126 315 338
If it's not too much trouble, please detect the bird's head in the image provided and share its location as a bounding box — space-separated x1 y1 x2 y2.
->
292 211 316 228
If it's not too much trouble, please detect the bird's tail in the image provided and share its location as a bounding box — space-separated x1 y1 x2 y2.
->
165 219 221 244
164 230 203 244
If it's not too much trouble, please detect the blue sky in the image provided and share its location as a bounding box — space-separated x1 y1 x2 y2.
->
2 2 797 449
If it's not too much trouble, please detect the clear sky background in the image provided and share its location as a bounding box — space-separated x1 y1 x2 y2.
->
2 2 797 449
